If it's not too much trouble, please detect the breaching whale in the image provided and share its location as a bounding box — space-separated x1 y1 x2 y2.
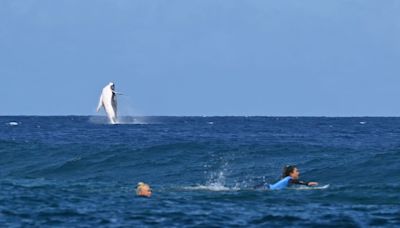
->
97 82 118 124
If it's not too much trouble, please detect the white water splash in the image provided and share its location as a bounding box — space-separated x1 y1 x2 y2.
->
7 122 19 126
183 183 231 191
88 116 111 124
116 116 149 125
184 165 240 191
88 116 149 125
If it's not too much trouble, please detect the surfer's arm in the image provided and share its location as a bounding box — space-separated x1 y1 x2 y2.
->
290 179 308 185
290 179 318 186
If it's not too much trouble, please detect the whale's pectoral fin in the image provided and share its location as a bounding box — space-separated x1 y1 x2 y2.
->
96 94 103 112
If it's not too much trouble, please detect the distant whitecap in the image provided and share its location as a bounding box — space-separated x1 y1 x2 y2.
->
7 122 19 126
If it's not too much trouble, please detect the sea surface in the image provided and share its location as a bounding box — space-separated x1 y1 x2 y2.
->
0 116 399 227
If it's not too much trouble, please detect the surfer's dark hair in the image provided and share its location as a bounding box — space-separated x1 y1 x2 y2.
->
282 165 297 178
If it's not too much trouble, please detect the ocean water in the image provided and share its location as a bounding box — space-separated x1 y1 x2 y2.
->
0 116 399 227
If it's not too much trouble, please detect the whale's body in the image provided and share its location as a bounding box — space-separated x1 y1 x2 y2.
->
97 82 118 124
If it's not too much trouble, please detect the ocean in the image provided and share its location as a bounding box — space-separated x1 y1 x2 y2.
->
0 116 399 227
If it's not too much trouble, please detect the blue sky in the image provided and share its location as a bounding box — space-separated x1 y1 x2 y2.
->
1 0 399 116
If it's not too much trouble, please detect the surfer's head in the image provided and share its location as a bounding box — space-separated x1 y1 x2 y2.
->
136 182 152 197
282 165 299 179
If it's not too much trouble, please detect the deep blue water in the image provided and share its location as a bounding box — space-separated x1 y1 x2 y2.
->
0 116 399 227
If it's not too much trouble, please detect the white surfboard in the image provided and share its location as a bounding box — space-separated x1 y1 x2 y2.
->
291 184 330 190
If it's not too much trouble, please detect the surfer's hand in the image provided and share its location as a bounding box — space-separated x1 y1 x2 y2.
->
307 182 318 186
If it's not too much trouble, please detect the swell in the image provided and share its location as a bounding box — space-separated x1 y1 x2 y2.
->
0 140 209 182
1 138 399 190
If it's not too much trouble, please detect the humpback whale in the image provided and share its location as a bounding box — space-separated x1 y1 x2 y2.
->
97 82 118 124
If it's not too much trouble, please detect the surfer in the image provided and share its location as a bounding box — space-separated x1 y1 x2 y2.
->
136 182 152 197
267 165 318 190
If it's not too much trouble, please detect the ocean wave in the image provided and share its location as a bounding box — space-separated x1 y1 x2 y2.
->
2 117 400 227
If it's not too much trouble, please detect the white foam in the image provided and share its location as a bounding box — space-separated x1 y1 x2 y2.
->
116 116 149 125
7 122 19 126
183 168 240 191
89 116 149 125
88 116 109 124
183 183 238 191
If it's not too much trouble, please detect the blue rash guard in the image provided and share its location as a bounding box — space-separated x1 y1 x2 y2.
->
267 176 309 190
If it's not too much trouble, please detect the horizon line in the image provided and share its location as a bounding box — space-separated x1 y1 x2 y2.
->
1 115 400 118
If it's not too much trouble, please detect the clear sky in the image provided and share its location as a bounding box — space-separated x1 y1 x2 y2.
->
1 0 399 116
